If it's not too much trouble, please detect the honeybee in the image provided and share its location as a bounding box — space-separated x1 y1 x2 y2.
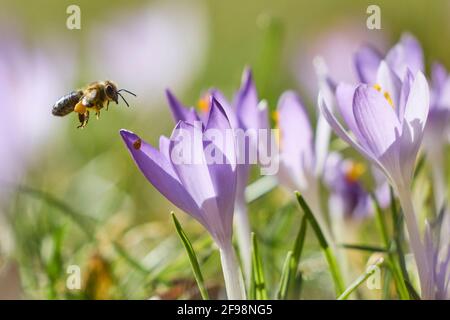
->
52 80 136 128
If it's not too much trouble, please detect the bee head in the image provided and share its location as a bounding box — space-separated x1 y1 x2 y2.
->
104 81 119 104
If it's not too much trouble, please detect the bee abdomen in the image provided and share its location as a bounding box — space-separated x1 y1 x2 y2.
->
52 90 83 116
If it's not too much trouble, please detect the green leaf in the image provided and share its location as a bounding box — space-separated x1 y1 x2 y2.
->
337 258 384 300
295 192 345 296
276 251 293 300
171 213 209 300
287 214 308 298
250 233 268 300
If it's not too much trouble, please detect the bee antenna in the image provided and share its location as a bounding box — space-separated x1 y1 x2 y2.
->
117 89 137 97
117 92 130 107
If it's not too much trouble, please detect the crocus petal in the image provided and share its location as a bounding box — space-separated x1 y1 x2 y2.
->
314 62 335 175
205 97 237 170
398 69 414 120
353 85 401 158
169 121 216 207
278 91 314 169
403 72 430 131
336 83 360 135
166 89 200 123
431 62 448 95
318 92 386 174
234 68 260 130
352 85 404 185
354 45 382 84
209 88 239 128
277 91 314 190
399 72 430 183
386 33 424 78
120 129 200 216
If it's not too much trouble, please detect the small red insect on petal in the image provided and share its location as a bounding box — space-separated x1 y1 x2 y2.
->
133 139 142 150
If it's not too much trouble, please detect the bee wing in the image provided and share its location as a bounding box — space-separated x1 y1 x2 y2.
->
52 90 83 116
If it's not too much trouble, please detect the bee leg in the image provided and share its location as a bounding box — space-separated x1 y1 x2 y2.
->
106 101 109 111
77 113 85 128
96 110 100 120
77 111 90 128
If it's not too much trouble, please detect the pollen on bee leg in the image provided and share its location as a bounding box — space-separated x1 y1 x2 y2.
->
74 102 86 114
133 139 142 150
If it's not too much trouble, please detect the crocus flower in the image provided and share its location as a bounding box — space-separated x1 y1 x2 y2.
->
355 32 424 84
319 60 433 298
120 99 245 299
89 1 208 108
277 91 333 244
424 211 450 299
324 152 371 222
165 68 269 282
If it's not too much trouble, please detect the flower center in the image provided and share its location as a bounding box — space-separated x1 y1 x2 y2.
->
345 162 365 182
373 84 394 108
197 94 210 113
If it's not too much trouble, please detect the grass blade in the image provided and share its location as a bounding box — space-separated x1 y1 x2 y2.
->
337 258 384 300
250 233 268 300
372 192 409 300
171 213 209 300
340 243 389 253
404 280 421 300
295 192 345 296
276 251 293 300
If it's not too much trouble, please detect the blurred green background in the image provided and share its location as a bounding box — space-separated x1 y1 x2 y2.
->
0 0 448 299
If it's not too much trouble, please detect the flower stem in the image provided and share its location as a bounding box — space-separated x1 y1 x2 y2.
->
219 241 247 300
396 188 433 299
234 201 252 287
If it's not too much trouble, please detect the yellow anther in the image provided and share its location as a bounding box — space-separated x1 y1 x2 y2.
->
197 94 210 113
345 162 365 182
373 84 394 109
373 84 382 92
384 91 394 108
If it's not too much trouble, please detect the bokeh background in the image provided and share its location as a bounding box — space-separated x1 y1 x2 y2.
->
0 0 448 299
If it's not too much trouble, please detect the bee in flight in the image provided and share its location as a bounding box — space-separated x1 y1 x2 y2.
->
52 80 136 128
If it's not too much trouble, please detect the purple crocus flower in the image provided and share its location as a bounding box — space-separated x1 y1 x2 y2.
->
319 60 433 298
324 152 371 221
355 32 424 84
165 68 269 282
120 99 245 299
